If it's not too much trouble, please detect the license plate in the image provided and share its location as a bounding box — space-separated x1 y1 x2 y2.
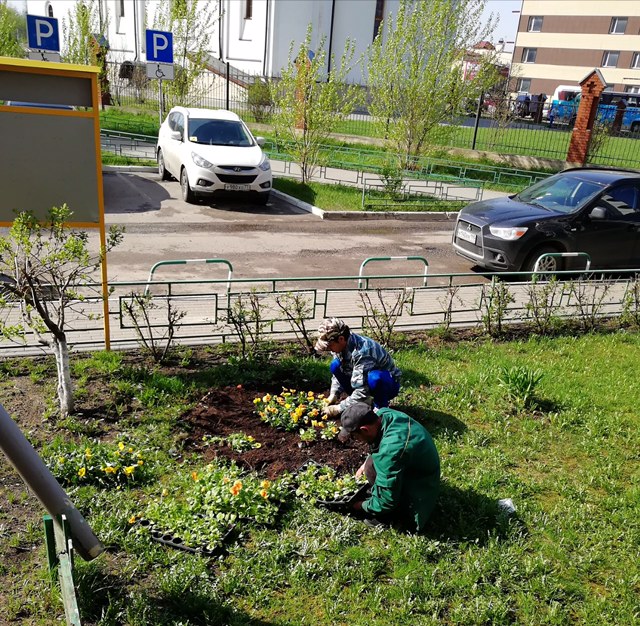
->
457 227 476 244
224 184 250 191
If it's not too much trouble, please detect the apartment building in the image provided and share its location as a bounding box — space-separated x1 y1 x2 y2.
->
510 0 640 95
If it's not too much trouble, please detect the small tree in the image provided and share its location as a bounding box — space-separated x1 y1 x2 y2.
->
364 0 497 166
62 0 108 65
0 0 26 58
150 0 219 107
0 206 123 416
272 24 362 183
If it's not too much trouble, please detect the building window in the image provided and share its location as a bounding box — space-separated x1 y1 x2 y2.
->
527 16 543 32
245 0 253 20
625 85 640 94
632 52 640 69
517 78 531 93
118 0 125 17
610 17 627 34
521 48 537 63
602 51 620 67
46 2 53 17
373 0 385 41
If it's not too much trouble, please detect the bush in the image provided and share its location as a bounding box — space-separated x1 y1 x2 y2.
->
248 79 273 122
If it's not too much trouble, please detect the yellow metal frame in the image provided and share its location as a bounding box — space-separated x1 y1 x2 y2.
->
0 56 111 349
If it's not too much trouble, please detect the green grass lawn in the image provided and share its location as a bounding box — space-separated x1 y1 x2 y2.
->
273 178 467 212
1 329 639 625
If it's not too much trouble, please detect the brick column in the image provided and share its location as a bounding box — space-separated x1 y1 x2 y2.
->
566 69 607 165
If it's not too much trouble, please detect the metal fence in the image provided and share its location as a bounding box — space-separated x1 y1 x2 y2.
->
1 267 638 357
103 58 640 170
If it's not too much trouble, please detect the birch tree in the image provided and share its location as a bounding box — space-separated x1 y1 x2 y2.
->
365 0 498 166
0 0 26 58
0 206 123 417
272 25 362 183
150 0 219 107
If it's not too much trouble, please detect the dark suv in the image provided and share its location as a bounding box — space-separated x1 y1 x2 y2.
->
452 168 640 272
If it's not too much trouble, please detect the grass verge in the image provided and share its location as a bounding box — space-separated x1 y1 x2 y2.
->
0 330 639 625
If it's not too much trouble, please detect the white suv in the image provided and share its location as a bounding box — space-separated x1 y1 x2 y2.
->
157 107 272 205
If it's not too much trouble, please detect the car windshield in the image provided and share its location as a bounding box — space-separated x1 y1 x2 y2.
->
188 119 254 147
515 173 605 213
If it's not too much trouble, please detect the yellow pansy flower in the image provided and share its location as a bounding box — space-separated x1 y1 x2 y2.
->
78 467 86 477
123 466 135 475
118 442 125 451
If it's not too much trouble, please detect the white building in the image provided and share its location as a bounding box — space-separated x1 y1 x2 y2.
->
25 0 402 82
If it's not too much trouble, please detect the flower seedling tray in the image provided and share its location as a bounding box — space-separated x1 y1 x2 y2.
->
316 482 371 509
138 519 236 557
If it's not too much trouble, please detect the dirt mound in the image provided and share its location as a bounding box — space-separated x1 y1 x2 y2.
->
181 386 368 479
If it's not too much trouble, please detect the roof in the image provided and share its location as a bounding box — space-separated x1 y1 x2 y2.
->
563 167 640 184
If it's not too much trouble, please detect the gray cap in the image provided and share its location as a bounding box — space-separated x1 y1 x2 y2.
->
338 401 377 440
315 317 348 352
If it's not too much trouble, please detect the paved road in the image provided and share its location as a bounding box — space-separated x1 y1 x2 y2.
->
103 170 486 284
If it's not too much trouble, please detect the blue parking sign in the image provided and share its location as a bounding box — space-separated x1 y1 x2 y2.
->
146 30 173 64
27 15 60 52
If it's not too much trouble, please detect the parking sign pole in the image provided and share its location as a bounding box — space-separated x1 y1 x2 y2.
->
158 79 163 130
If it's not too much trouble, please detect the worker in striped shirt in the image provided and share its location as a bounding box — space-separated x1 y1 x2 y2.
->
315 317 401 419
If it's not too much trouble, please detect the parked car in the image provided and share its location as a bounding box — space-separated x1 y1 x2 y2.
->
452 167 640 272
157 107 272 204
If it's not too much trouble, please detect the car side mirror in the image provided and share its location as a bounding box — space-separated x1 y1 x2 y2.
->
170 130 182 141
589 206 607 220
255 136 265 147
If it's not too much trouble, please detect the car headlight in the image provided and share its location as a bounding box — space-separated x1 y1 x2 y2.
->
258 156 271 171
489 226 528 240
191 152 213 168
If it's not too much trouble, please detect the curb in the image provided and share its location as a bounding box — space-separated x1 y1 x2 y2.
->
103 165 157 173
271 189 459 221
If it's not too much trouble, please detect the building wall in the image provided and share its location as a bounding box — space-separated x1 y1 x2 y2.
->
511 0 640 95
25 0 396 82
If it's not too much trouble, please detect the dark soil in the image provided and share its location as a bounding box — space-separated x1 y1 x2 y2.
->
181 386 368 479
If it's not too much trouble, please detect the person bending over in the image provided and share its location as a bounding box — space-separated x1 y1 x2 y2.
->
315 317 401 419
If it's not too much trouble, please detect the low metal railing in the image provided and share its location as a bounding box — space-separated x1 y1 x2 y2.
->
0 267 637 356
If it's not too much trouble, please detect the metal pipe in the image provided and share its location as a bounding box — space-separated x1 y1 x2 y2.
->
0 403 104 561
327 0 336 76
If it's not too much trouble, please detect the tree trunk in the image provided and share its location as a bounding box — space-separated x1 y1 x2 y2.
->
53 335 74 417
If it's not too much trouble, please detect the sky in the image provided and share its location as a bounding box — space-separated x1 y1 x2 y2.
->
481 0 522 50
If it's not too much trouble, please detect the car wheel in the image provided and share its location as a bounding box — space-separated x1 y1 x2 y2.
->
158 149 171 181
256 192 271 206
631 121 640 135
180 168 196 204
523 247 562 273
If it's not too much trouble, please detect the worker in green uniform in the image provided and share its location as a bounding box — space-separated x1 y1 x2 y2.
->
339 402 440 531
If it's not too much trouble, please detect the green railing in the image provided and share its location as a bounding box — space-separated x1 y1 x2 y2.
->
0 267 637 356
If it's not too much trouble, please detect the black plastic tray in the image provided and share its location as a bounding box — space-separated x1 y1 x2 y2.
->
316 482 371 508
138 519 236 557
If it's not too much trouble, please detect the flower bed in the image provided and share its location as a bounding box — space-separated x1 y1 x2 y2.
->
46 439 151 488
253 388 340 442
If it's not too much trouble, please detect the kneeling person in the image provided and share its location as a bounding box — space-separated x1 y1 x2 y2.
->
340 402 440 532
315 318 401 418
